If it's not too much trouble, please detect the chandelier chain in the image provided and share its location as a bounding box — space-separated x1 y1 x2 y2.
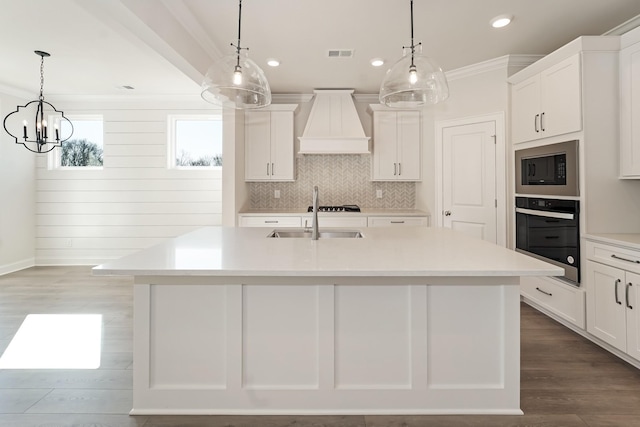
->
39 55 45 101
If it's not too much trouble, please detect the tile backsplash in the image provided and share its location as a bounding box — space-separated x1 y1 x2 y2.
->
249 155 416 209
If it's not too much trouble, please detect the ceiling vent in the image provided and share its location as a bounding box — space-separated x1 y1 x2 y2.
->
327 49 354 58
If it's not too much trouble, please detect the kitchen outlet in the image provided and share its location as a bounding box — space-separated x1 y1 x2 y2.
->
376 189 383 199
274 190 281 199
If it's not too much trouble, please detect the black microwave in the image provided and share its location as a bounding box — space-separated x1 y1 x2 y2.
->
515 140 578 197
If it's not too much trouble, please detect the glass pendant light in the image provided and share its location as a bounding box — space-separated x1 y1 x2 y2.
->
379 0 449 108
201 0 271 109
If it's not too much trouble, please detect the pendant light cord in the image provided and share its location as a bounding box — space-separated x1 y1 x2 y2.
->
404 0 421 69
233 0 244 70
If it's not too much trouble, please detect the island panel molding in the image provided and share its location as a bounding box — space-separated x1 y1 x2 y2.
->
94 226 561 415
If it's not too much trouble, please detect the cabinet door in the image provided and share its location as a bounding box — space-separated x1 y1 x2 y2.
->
396 111 421 181
540 54 582 138
626 271 640 361
620 42 640 177
245 112 271 181
586 261 627 352
372 111 399 180
269 111 295 181
511 75 541 143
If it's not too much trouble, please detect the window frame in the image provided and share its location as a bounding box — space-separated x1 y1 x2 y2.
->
168 114 223 170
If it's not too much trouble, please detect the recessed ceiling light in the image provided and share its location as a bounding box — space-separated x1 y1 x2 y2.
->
490 14 513 29
371 58 384 67
266 58 280 67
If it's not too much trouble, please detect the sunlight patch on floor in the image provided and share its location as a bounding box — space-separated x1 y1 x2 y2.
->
0 314 102 369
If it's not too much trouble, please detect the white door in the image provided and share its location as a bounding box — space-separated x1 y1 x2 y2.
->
442 121 497 243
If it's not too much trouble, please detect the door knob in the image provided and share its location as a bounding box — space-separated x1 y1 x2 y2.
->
444 210 452 216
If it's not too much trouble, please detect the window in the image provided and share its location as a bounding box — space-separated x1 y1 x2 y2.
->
52 115 104 168
169 115 223 168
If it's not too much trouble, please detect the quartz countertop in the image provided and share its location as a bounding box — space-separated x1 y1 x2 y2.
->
238 209 430 216
93 226 562 278
584 233 640 251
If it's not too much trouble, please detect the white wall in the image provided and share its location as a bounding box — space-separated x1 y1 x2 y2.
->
35 97 223 265
0 91 36 274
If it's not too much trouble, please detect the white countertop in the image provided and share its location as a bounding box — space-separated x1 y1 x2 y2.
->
584 233 640 251
93 226 562 278
238 209 429 217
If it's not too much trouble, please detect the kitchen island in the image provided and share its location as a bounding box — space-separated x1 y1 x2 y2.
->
93 226 562 415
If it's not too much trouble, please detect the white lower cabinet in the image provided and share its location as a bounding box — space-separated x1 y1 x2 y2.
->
367 216 428 227
586 260 640 361
238 216 301 228
520 276 585 328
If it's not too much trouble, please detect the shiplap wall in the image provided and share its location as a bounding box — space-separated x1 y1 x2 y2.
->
35 100 223 265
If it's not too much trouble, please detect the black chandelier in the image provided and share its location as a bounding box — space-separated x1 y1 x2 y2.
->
3 50 73 153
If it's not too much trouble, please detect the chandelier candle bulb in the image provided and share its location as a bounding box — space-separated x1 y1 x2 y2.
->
54 122 59 141
22 120 27 139
42 120 47 139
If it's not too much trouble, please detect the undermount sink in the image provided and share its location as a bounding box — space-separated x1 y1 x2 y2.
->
267 229 363 239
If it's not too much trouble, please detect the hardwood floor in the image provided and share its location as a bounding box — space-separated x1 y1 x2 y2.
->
0 266 639 426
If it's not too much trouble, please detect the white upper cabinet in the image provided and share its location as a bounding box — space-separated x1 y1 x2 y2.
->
512 54 582 144
620 41 640 178
245 105 298 181
369 105 421 181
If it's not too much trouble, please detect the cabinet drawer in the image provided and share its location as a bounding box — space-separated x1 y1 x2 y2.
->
367 217 428 227
521 276 585 328
239 216 302 228
586 241 640 274
302 216 367 228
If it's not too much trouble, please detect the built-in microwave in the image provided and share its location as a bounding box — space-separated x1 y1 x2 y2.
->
515 140 579 197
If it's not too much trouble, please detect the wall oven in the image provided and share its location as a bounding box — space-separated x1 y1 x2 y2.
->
515 140 579 197
515 197 580 284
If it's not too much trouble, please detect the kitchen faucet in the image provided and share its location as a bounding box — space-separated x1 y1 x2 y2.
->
312 185 319 240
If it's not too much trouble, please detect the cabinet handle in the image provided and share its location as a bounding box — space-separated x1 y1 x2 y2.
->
390 221 405 224
540 112 545 131
534 114 540 133
615 279 622 305
266 163 270 176
536 287 552 297
394 163 397 175
265 220 278 224
272 163 275 175
626 283 633 310
611 254 640 264
398 163 402 176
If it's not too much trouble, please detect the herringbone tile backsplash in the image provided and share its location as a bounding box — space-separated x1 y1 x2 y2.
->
249 155 416 209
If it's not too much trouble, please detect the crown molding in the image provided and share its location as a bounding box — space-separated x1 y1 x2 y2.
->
0 84 35 101
604 14 640 36
272 94 314 103
445 55 543 82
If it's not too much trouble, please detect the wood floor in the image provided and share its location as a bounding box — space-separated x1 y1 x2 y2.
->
1 266 639 426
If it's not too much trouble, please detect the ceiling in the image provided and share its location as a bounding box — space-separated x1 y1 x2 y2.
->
2 0 640 98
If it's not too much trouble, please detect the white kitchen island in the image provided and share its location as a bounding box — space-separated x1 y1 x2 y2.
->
93 226 562 415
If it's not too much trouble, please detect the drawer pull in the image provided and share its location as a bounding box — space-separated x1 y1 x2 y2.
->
536 287 552 297
390 221 405 224
264 220 279 224
626 283 633 310
615 279 622 305
611 254 640 264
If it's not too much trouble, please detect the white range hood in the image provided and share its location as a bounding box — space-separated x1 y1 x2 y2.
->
298 89 370 154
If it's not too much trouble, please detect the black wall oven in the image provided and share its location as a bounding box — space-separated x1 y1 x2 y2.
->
515 197 580 285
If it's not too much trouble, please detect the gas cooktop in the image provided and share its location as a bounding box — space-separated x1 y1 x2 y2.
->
307 205 361 212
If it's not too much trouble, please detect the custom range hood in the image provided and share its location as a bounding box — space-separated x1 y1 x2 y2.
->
298 89 370 154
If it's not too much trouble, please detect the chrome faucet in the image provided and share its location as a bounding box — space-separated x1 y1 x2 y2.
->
312 185 319 240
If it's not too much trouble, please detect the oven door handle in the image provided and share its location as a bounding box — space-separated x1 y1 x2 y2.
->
515 207 574 220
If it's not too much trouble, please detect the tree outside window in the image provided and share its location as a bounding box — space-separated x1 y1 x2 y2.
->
170 116 222 168
59 117 104 167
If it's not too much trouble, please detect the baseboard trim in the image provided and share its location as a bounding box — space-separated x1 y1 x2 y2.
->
0 258 35 276
35 258 108 266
